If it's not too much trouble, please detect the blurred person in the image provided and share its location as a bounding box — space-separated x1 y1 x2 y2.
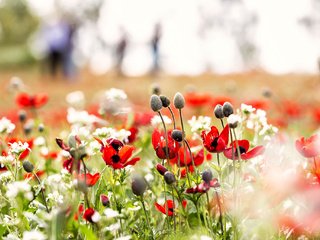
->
150 23 162 74
42 17 76 80
114 28 128 77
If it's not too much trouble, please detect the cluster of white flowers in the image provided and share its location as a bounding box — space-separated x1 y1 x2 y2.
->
151 115 172 126
188 116 211 139
93 127 131 143
47 191 64 205
100 88 131 115
0 154 15 166
0 117 15 134
6 181 33 200
0 171 13 182
8 141 29 155
65 91 85 109
67 108 104 126
34 136 46 146
239 104 278 142
104 208 119 219
104 88 127 101
22 230 46 240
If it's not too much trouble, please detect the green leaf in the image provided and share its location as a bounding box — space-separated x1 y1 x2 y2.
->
79 224 98 240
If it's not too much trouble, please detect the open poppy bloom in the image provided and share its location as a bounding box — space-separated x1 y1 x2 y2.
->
83 208 100 223
171 148 211 167
152 129 180 160
78 173 100 187
154 199 187 216
184 92 212 107
101 138 140 169
201 125 229 153
186 178 219 194
16 92 48 108
224 140 264 160
296 135 320 158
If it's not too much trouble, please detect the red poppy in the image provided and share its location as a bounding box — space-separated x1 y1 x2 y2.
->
184 92 212 107
211 96 234 108
201 125 229 153
282 100 302 119
224 140 264 160
101 139 140 169
152 129 180 160
296 135 320 158
171 148 210 168
78 173 100 187
16 92 48 108
42 151 58 160
74 204 84 221
186 178 219 194
154 199 187 216
24 170 45 180
244 99 269 110
83 208 96 223
128 127 138 143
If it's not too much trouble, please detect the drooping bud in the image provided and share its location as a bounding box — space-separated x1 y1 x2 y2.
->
150 95 163 112
131 176 147 196
23 123 33 136
171 129 183 142
22 160 34 173
100 194 110 207
173 92 185 109
202 169 213 184
164 171 176 185
156 164 168 176
214 104 224 119
151 83 161 95
18 110 27 123
222 102 234 117
160 95 170 108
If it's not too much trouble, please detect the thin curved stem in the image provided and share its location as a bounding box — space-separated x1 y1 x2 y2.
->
34 173 49 213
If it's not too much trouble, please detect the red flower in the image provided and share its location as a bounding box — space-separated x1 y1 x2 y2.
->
101 138 140 169
42 151 58 160
78 173 100 187
224 140 264 160
201 125 229 153
152 129 180 159
24 170 45 180
154 199 187 216
128 127 138 143
186 179 219 194
83 208 98 223
74 204 84 221
184 92 212 107
16 92 48 108
171 148 210 168
296 135 320 158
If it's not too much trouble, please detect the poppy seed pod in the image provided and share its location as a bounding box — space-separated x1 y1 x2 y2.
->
22 160 34 173
202 169 213 184
214 104 224 119
150 95 163 112
173 92 185 109
171 129 183 142
156 163 168 176
151 83 161 95
222 102 234 117
38 123 45 132
164 171 176 185
160 95 170 108
132 176 147 196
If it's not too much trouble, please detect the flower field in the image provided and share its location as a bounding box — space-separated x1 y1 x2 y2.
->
0 72 320 240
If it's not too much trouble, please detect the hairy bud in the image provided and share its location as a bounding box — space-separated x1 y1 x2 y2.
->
173 92 185 109
132 176 147 196
171 129 183 142
150 95 163 112
214 104 224 119
160 95 170 108
22 160 34 173
164 171 176 185
202 169 213 184
222 102 234 117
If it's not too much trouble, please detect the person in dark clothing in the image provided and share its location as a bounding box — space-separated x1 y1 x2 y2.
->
151 23 162 74
115 30 128 76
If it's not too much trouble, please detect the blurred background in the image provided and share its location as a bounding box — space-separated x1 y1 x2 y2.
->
1 0 320 77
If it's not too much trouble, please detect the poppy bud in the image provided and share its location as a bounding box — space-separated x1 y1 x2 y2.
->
38 123 45 132
132 176 147 196
173 92 185 109
222 102 233 117
160 95 170 108
23 124 33 136
214 104 224 119
151 83 161 95
164 171 176 185
18 110 27 122
171 129 183 142
100 194 110 207
227 114 241 129
150 95 163 112
262 88 272 98
202 169 213 184
22 160 34 173
156 164 168 176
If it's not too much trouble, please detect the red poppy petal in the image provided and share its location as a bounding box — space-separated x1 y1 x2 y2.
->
16 93 31 107
241 146 265 160
119 145 135 163
34 94 48 108
152 129 161 148
123 157 140 167
220 124 229 145
232 140 250 152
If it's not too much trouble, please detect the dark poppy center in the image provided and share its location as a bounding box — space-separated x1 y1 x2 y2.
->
235 146 246 156
210 138 218 148
111 155 121 163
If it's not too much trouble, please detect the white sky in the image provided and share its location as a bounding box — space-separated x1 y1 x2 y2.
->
27 0 320 75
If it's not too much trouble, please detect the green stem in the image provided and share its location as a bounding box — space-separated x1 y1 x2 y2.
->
34 173 49 213
158 111 170 166
168 106 176 129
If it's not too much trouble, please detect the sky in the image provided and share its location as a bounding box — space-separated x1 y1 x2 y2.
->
27 0 320 76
